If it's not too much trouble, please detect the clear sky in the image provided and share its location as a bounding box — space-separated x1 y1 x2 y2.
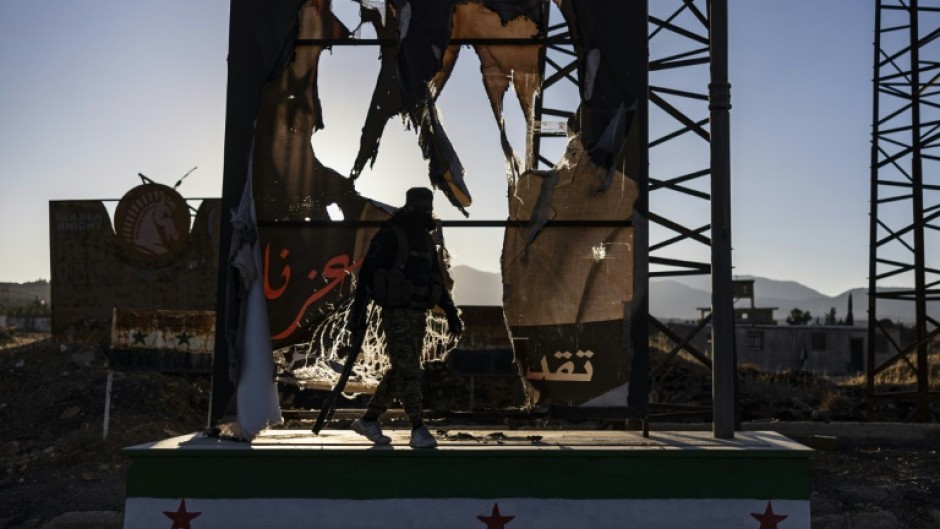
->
0 1 889 297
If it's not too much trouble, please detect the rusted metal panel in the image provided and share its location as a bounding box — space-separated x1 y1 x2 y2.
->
109 308 215 373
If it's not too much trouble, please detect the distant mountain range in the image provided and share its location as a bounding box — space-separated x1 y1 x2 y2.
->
451 266 503 307
450 266 928 324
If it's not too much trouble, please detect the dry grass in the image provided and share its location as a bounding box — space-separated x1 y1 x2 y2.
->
0 331 48 350
818 387 851 413
737 363 824 397
650 343 938 421
842 352 940 389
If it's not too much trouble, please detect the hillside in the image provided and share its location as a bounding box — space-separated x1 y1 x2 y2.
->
451 266 502 306
652 278 934 324
448 266 928 324
659 274 827 301
0 281 50 310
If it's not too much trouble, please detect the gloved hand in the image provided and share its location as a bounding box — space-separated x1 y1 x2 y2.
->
445 309 463 337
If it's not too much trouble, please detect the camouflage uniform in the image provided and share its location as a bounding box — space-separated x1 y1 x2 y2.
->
365 308 427 424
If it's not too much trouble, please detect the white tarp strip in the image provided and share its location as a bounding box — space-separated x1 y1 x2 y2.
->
232 171 283 440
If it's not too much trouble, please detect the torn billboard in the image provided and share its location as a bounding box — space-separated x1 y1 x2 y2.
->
504 1 646 406
220 0 647 425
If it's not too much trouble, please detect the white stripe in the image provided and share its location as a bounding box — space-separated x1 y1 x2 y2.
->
125 497 810 528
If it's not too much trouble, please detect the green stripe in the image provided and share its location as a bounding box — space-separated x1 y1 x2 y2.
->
126 449 810 500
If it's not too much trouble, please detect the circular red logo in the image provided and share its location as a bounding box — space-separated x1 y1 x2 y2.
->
114 184 190 265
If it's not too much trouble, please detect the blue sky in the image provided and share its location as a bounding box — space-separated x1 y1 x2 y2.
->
0 1 887 296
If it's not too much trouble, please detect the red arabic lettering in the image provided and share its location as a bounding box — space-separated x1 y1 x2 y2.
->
270 254 364 341
263 244 290 300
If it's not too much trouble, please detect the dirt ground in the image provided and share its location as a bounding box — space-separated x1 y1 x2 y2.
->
0 335 208 527
0 334 938 528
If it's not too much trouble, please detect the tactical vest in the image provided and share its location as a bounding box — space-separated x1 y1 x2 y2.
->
372 225 444 310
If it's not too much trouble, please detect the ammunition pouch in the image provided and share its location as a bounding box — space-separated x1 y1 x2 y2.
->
373 266 414 309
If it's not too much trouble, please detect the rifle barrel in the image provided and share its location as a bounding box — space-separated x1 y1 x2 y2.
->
312 328 368 434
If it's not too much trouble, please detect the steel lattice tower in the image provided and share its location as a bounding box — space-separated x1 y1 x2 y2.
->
868 0 940 421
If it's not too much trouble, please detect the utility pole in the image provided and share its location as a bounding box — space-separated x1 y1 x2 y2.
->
708 0 735 439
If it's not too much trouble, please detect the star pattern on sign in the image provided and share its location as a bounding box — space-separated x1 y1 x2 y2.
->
132 330 147 345
477 502 515 529
163 498 202 529
751 501 788 529
176 331 192 346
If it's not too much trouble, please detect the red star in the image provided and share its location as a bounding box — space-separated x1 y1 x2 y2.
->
477 502 515 529
751 501 788 529
163 499 202 529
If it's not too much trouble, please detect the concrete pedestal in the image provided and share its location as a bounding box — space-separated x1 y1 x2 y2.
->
123 429 811 528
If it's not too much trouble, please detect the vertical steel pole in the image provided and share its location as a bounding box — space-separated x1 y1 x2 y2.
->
527 0 551 172
210 0 240 428
211 0 257 427
867 0 883 419
909 0 930 422
709 0 734 439
103 369 113 440
628 0 651 430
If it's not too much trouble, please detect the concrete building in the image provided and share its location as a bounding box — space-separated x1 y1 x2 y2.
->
661 321 898 375
698 279 778 325
665 280 899 375
7 316 52 333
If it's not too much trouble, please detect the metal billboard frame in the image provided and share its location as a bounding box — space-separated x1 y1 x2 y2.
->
212 0 735 437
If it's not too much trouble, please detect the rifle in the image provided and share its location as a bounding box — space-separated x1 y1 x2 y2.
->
312 303 369 435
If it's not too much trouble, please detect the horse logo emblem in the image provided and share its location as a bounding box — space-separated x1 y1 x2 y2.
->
115 184 190 264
